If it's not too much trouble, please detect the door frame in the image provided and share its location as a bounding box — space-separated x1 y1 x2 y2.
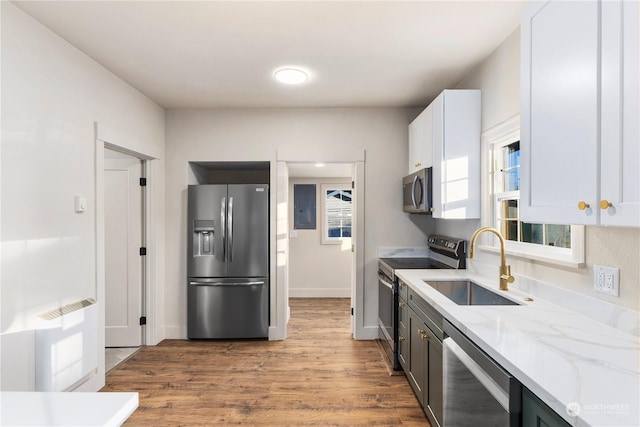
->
274 149 365 340
79 122 161 392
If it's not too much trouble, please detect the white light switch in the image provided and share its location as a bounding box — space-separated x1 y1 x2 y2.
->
75 196 88 213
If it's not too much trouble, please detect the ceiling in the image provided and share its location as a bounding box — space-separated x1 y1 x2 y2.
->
13 0 528 109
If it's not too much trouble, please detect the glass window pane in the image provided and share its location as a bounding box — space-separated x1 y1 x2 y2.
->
495 141 521 193
500 220 519 242
499 199 518 220
325 188 352 239
545 224 571 248
521 223 544 245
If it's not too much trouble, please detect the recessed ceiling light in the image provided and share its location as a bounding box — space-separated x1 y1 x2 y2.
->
274 68 308 85
315 163 325 167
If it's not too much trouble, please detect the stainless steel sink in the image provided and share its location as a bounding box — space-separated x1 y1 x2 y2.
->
424 280 520 306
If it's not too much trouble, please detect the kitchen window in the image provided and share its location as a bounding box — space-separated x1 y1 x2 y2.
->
493 141 572 248
484 116 584 266
321 184 352 245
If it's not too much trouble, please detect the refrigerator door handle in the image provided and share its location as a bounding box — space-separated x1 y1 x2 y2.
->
189 281 265 286
221 197 226 262
228 196 234 261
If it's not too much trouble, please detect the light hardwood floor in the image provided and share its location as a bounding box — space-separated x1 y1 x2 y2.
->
102 298 428 426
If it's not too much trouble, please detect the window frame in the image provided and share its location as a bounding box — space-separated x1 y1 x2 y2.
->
481 115 585 267
320 183 353 245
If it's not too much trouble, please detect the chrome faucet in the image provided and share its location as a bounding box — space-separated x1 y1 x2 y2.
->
469 227 515 291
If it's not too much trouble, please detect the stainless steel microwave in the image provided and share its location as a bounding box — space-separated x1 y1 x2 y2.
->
403 168 433 214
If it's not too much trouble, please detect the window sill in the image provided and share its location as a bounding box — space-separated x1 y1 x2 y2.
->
475 244 586 269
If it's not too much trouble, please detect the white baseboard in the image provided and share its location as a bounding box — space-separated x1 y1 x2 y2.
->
164 325 186 340
289 288 351 298
356 325 380 340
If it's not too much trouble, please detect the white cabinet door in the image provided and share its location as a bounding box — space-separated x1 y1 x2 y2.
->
431 90 481 219
408 107 432 174
600 0 639 226
520 0 600 225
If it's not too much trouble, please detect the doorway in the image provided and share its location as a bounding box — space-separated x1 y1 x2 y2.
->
104 148 145 368
283 161 363 338
287 164 353 298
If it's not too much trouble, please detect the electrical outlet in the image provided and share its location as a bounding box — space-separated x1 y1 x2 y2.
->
594 265 620 296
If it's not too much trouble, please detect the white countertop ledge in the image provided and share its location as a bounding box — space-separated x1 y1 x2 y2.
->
394 268 640 427
0 392 138 426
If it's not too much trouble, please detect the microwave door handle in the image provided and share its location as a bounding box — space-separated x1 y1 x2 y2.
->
411 175 419 209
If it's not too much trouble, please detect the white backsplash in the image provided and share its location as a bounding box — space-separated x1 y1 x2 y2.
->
468 259 640 336
378 247 430 258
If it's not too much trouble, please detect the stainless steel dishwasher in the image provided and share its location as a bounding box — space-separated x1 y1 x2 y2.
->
443 320 522 426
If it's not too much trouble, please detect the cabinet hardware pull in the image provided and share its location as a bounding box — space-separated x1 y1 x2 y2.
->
600 200 613 210
399 302 406 307
577 201 590 211
415 162 421 167
399 336 406 342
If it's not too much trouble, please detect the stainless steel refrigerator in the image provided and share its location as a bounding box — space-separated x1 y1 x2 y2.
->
187 184 269 339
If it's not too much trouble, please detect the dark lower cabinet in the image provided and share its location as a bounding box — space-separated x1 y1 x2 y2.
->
399 281 443 427
522 387 571 427
398 297 409 370
426 333 443 424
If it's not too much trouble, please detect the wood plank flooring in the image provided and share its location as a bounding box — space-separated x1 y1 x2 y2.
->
102 298 428 426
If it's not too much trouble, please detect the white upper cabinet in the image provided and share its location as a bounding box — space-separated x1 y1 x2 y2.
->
599 0 639 226
521 0 639 226
431 90 481 219
408 106 432 174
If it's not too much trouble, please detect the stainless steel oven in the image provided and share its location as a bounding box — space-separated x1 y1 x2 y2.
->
377 236 467 371
443 320 522 426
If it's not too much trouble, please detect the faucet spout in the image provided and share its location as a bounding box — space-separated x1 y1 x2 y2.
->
469 227 515 291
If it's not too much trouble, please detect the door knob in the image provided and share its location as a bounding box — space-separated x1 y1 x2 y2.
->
600 200 613 210
577 201 590 211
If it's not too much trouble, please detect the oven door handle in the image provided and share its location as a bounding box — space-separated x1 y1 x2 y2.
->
444 337 509 410
378 273 394 290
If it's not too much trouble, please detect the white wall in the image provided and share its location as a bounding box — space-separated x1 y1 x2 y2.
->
288 178 352 298
164 108 436 339
0 3 165 390
438 28 640 312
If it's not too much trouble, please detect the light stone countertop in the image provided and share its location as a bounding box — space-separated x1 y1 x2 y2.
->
0 392 138 426
394 268 640 427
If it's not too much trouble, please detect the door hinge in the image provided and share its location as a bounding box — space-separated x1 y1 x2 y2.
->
351 308 354 316
351 181 354 189
139 316 147 326
139 247 147 256
140 177 147 187
351 244 354 253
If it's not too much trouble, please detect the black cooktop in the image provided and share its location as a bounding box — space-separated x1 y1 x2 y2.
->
379 257 451 270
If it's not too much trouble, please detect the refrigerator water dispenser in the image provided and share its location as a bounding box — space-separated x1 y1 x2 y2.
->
193 220 215 256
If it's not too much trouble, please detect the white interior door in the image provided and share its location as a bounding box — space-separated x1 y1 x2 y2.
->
104 152 143 347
